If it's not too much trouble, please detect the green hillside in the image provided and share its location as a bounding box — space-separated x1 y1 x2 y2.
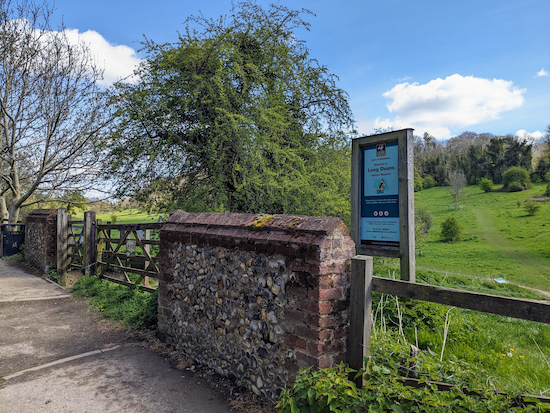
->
414 182 550 291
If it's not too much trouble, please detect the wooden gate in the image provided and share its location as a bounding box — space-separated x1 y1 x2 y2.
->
56 209 162 292
96 222 162 292
68 216 84 270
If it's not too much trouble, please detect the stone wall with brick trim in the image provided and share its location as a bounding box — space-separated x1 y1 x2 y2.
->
25 209 57 273
158 211 355 400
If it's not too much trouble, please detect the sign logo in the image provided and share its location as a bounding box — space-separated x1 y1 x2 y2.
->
376 143 386 157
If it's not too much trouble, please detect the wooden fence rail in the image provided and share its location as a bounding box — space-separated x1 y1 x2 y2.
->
349 255 550 403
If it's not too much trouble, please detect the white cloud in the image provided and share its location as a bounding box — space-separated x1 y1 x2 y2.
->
64 29 141 86
536 68 549 77
515 129 544 141
377 74 525 139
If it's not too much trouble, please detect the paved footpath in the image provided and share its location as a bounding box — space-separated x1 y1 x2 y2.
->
0 260 233 413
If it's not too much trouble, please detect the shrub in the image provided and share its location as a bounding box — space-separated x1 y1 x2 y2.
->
423 174 436 189
441 216 462 242
110 214 118 223
479 177 493 192
545 183 550 197
507 180 524 192
502 167 531 191
524 201 541 216
545 171 550 183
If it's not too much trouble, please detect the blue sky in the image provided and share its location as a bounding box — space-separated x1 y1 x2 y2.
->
51 0 549 140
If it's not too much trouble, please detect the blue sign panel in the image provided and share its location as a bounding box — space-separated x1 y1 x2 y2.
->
360 141 399 248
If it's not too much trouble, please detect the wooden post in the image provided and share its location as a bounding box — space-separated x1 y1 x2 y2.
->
398 129 415 282
143 229 150 288
349 255 373 387
83 211 96 276
96 219 102 275
56 209 68 283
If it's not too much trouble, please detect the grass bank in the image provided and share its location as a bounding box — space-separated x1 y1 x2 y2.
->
414 183 550 291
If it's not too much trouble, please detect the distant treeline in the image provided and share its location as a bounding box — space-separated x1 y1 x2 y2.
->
413 129 550 190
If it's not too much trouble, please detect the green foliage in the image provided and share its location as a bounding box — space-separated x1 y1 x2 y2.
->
423 174 436 189
414 167 424 192
508 180 524 192
44 265 63 285
414 203 433 245
503 167 531 191
479 177 493 192
277 361 550 412
545 172 550 183
531 172 542 183
523 201 541 216
110 214 118 223
545 183 550 197
440 215 462 242
72 276 158 329
102 2 354 222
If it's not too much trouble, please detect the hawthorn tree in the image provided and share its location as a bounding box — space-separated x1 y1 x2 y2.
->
102 1 354 222
0 0 107 222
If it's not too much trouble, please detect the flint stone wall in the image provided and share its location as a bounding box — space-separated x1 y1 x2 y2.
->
158 211 355 401
25 209 57 272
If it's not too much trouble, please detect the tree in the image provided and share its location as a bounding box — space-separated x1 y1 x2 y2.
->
102 1 354 219
446 170 466 210
502 167 531 192
0 0 106 222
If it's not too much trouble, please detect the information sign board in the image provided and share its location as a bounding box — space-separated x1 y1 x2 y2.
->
351 129 415 281
361 141 399 247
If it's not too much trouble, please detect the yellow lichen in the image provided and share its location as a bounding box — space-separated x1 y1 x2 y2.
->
251 215 274 229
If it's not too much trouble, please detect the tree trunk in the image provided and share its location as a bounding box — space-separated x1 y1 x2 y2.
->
0 197 9 223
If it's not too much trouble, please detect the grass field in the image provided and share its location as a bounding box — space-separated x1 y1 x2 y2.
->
414 182 550 291
72 209 163 224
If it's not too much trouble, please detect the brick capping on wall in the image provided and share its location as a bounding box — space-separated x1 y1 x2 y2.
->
25 209 58 273
158 210 356 400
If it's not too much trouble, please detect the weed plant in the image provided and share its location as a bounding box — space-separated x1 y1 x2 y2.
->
71 276 158 329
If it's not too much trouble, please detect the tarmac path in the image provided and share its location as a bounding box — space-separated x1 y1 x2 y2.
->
0 260 233 413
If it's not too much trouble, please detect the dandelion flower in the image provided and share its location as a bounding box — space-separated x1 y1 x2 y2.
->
510 349 515 352
520 356 525 358
507 352 513 357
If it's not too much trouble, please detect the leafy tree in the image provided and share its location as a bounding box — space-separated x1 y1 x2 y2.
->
502 167 531 191
441 216 462 242
102 1 354 220
446 170 467 210
0 0 107 222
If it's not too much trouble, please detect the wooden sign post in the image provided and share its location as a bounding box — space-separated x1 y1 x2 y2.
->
349 129 415 385
351 129 415 281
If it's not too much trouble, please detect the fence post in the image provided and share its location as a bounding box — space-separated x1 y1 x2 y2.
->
56 209 68 283
83 211 96 276
349 255 373 387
